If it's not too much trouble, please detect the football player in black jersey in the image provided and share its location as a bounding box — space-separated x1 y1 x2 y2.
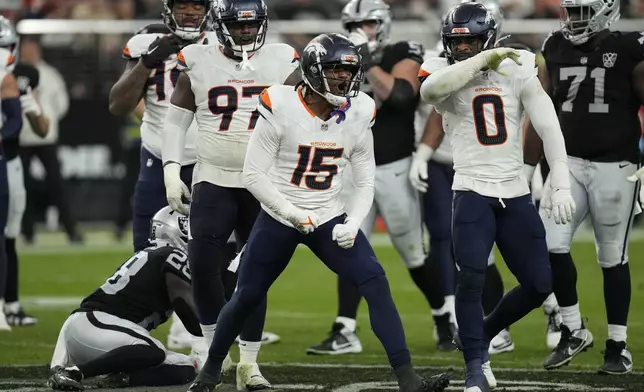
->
0 17 48 329
307 0 443 356
523 0 644 374
48 206 200 391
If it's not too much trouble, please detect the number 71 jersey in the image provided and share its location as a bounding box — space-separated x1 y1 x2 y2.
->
178 43 300 188
419 50 537 198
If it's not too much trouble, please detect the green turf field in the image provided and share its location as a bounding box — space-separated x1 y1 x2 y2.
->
2 231 644 391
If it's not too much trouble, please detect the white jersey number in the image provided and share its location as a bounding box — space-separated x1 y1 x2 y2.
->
472 94 508 146
559 66 609 114
208 85 269 131
101 252 149 295
291 146 344 190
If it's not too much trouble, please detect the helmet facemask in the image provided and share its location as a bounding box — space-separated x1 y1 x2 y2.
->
163 0 210 41
303 61 364 107
444 31 495 63
216 15 268 55
560 0 619 45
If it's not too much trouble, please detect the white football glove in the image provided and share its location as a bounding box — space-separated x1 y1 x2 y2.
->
20 87 42 116
285 206 319 234
627 167 644 206
543 188 576 225
409 144 434 193
332 219 360 249
163 162 191 215
480 47 522 75
348 28 369 48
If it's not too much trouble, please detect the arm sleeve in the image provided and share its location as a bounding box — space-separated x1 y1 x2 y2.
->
419 53 486 104
520 76 570 190
346 128 376 224
162 103 194 165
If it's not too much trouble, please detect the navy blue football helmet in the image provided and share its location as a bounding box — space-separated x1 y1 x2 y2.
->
163 0 211 41
212 0 268 55
301 33 364 107
441 2 498 64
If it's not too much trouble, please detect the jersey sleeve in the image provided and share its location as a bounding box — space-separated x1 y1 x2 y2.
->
122 33 157 60
276 44 301 83
176 44 197 73
392 41 425 65
257 86 280 128
161 248 192 284
540 30 559 59
515 50 538 82
418 56 448 83
626 31 644 64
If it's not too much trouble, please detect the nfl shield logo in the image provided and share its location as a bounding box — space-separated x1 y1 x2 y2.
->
602 53 617 68
580 57 588 64
321 123 328 131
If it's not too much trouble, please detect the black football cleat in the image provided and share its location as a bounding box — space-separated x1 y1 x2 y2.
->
48 367 84 391
187 380 221 392
422 373 450 392
599 339 633 375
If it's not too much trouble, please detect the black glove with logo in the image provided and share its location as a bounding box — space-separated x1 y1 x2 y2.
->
141 35 183 69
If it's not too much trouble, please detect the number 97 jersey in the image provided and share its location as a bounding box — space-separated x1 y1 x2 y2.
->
419 50 538 198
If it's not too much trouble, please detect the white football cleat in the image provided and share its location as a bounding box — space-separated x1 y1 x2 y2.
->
167 313 193 350
489 329 514 354
482 361 497 390
236 362 273 391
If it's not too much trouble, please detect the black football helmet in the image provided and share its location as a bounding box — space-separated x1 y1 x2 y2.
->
441 2 498 64
212 0 268 55
163 0 211 41
301 33 364 107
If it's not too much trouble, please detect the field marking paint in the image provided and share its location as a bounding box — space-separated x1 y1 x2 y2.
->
333 381 624 391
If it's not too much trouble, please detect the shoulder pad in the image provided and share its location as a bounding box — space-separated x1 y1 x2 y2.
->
176 43 209 71
264 42 301 65
162 247 191 282
418 56 448 82
202 31 219 45
354 92 377 126
136 23 171 35
541 30 560 56
123 33 162 59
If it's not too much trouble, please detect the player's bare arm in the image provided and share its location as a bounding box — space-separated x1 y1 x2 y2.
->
109 60 151 116
367 59 420 105
0 72 22 143
421 109 445 149
22 87 50 138
523 59 551 166
166 272 202 337
170 72 196 111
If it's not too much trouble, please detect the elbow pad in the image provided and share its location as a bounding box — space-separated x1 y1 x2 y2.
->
0 97 23 139
388 78 415 105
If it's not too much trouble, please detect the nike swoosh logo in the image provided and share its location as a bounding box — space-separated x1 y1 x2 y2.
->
331 341 352 351
619 163 629 168
147 46 158 55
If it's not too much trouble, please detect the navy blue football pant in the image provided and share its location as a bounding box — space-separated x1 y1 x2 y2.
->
452 191 551 370
208 212 411 369
0 156 8 299
132 147 194 252
423 160 457 297
188 181 265 342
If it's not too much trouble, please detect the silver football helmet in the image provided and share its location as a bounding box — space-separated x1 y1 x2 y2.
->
560 0 619 45
341 0 392 51
0 17 18 71
150 206 189 252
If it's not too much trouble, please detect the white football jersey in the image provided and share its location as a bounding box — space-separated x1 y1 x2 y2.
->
123 32 217 164
252 85 376 227
420 50 537 198
177 42 300 188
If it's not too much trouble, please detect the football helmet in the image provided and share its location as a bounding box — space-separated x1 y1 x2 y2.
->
162 0 211 41
150 206 189 252
460 0 504 36
301 33 364 107
341 0 392 52
441 2 498 64
0 17 18 71
212 0 268 55
560 0 619 45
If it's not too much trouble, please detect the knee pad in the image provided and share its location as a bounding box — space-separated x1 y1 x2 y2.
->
597 244 624 268
456 269 485 303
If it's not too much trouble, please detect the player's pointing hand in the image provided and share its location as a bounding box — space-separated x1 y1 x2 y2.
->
483 47 522 75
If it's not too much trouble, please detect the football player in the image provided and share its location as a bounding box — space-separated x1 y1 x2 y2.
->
307 0 443 356
186 33 450 392
0 17 47 329
523 0 644 374
48 207 198 391
419 3 575 391
161 0 300 388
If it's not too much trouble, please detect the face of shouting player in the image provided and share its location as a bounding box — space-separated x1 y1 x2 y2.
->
226 21 261 46
323 65 357 96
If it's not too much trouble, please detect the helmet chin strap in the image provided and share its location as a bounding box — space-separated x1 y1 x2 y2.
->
239 48 254 70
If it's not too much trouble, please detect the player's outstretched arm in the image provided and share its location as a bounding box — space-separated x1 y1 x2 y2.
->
109 60 152 116
166 273 202 337
409 108 444 192
0 73 22 142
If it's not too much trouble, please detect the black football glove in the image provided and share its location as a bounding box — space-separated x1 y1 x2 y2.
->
141 35 183 69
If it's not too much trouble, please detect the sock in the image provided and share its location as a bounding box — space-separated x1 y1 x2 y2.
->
238 340 261 364
483 285 545 340
445 295 457 325
337 277 361 319
549 252 578 307
542 293 559 315
560 303 582 331
77 345 165 378
335 316 356 331
409 257 445 311
482 264 504 316
4 238 17 302
608 324 627 343
602 263 631 329
200 323 216 348
5 301 19 314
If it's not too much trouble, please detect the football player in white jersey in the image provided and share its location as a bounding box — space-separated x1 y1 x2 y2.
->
417 3 575 391
184 33 450 392
161 0 300 389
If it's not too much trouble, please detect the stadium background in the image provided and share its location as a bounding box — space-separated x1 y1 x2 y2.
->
1 0 644 390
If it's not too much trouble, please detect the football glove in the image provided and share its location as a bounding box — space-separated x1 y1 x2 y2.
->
141 35 183 69
481 47 522 75
348 28 374 70
163 162 191 215
20 87 42 116
627 167 644 205
409 144 434 193
543 188 576 225
332 219 360 249
285 207 319 234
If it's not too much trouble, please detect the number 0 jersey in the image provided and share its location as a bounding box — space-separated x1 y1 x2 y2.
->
177 42 300 188
420 50 537 198
251 85 376 227
76 243 191 331
122 27 217 164
542 31 644 163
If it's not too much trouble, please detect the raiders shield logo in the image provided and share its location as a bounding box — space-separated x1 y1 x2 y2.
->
178 216 189 236
602 53 617 68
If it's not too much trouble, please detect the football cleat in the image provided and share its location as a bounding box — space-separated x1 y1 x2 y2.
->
421 373 450 391
545 308 562 350
434 314 457 352
488 329 514 354
598 339 633 375
482 361 496 390
236 362 273 391
5 308 37 327
234 331 281 346
187 380 221 392
543 323 593 370
0 311 10 331
48 367 84 391
190 337 235 375
306 322 362 355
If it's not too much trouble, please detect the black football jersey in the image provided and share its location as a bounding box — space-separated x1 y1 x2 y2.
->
364 41 424 166
77 242 191 331
542 30 644 163
5 62 40 160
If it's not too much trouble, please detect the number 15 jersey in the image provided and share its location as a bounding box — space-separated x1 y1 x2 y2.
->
419 50 537 198
178 43 300 188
